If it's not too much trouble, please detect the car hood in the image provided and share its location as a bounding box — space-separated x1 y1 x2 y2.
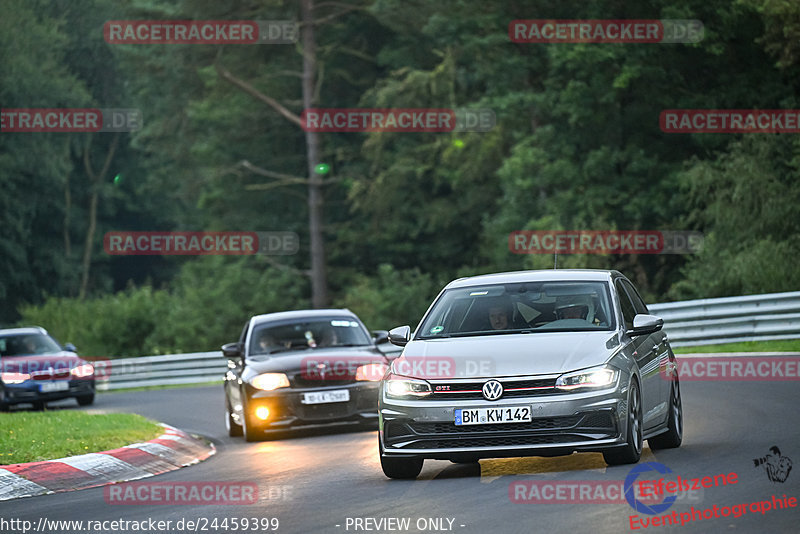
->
395 331 620 379
0 352 89 374
244 345 388 375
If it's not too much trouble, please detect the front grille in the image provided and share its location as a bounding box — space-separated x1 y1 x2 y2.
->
383 410 617 449
410 416 582 434
291 375 355 388
429 377 559 400
295 402 354 420
414 435 578 449
583 411 615 428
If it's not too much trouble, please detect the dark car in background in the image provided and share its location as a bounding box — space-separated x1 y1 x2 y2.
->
378 270 682 478
222 309 394 441
0 327 95 410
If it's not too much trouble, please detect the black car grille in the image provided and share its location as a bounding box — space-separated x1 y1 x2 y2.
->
410 415 584 434
291 376 355 388
429 377 560 400
383 410 617 449
295 403 354 420
414 435 578 449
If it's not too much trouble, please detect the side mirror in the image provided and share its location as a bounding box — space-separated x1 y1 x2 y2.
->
221 342 243 358
371 330 390 345
388 325 411 347
63 343 77 353
626 314 664 337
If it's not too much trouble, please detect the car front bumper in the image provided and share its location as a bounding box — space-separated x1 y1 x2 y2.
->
2 379 95 405
379 380 629 460
242 381 381 429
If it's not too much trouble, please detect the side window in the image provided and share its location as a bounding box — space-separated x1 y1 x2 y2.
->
615 280 636 330
621 279 649 315
238 321 250 345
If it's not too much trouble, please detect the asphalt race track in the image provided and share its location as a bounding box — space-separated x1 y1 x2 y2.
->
2 379 798 534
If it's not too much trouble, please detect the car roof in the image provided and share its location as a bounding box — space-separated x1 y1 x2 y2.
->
444 269 621 289
250 309 358 326
0 326 49 336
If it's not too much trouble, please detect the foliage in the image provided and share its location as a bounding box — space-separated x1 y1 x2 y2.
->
337 264 442 331
20 259 309 355
4 0 800 353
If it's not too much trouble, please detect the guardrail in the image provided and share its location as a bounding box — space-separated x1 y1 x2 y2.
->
95 344 402 391
94 351 222 391
649 291 800 347
95 291 800 390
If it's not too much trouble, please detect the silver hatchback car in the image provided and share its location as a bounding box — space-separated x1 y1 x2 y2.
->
378 269 682 479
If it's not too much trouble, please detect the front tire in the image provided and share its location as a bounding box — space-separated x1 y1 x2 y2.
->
379 434 423 479
76 393 95 406
648 379 683 450
225 398 243 437
604 378 643 466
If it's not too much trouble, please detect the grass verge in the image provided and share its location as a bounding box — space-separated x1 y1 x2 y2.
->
674 338 800 354
0 411 163 465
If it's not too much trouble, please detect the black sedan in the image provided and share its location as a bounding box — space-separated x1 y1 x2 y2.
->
0 326 95 410
222 309 393 441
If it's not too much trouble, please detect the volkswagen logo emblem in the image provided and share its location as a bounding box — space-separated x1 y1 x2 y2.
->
482 379 503 401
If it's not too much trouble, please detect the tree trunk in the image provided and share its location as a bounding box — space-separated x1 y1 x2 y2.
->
302 0 328 308
79 133 119 299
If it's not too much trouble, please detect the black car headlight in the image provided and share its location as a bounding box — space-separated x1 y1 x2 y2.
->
555 366 618 391
250 373 290 391
384 373 432 399
356 363 389 382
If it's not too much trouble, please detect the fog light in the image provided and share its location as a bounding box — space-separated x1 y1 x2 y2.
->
255 407 270 420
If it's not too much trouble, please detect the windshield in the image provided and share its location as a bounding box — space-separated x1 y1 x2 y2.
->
416 281 615 338
249 317 372 355
0 334 64 357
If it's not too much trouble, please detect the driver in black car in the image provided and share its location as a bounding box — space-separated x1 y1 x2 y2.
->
257 331 280 353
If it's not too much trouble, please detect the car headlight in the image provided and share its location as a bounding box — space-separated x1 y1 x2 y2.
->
250 373 290 391
356 363 388 382
384 373 432 398
1 372 31 384
70 364 94 378
555 366 618 391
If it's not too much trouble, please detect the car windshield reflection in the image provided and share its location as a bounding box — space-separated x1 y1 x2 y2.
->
417 281 616 339
249 317 372 355
0 334 64 357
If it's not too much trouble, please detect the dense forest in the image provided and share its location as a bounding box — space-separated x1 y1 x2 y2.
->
1 0 799 356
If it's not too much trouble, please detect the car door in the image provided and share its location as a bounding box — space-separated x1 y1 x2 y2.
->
621 279 670 425
615 279 660 430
